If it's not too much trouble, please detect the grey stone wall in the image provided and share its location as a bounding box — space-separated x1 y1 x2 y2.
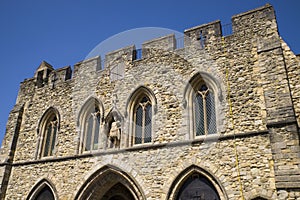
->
0 4 299 200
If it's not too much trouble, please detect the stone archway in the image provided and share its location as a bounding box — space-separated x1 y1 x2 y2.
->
26 179 58 200
75 165 145 200
176 173 220 200
33 186 55 200
167 165 227 200
101 183 135 200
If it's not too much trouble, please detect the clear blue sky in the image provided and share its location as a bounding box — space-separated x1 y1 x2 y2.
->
0 0 299 143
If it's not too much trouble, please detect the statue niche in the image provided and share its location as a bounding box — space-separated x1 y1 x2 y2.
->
107 120 121 149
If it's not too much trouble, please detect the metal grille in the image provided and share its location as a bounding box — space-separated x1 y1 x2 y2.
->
195 93 205 136
144 104 152 143
206 91 217 134
135 106 143 144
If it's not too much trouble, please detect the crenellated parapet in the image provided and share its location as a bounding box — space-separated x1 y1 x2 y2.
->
24 4 278 90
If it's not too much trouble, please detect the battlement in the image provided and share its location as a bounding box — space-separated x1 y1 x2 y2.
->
29 4 276 88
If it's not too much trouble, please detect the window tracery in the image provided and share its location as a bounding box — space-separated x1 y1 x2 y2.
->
134 96 152 144
193 84 217 136
37 108 59 158
78 98 103 153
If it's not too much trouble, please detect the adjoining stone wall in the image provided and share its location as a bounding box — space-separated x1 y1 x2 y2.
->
0 4 299 200
281 40 300 127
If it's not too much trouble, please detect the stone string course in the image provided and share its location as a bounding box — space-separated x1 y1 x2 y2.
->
0 4 299 200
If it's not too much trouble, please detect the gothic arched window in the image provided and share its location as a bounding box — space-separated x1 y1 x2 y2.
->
84 106 101 151
27 179 57 200
193 83 216 136
78 98 103 153
134 96 152 144
185 73 220 139
42 115 58 157
37 108 59 158
33 186 55 200
127 86 156 146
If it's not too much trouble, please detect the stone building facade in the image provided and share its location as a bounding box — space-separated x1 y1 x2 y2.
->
0 4 299 200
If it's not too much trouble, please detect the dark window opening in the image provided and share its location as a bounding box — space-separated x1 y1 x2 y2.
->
34 186 55 200
37 71 44 88
176 173 220 200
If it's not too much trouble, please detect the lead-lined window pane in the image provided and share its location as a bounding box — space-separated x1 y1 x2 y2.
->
193 83 217 136
206 92 216 134
144 104 152 143
195 93 205 136
135 106 143 144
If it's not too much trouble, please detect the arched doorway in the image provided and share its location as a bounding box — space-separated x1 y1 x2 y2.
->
167 165 227 200
75 165 145 200
102 183 135 200
176 173 220 200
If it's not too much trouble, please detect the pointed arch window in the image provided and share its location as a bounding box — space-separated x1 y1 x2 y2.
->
78 98 103 153
127 87 156 146
193 83 216 136
33 186 55 200
134 96 152 144
83 106 101 151
37 108 59 158
42 115 58 157
27 179 57 200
